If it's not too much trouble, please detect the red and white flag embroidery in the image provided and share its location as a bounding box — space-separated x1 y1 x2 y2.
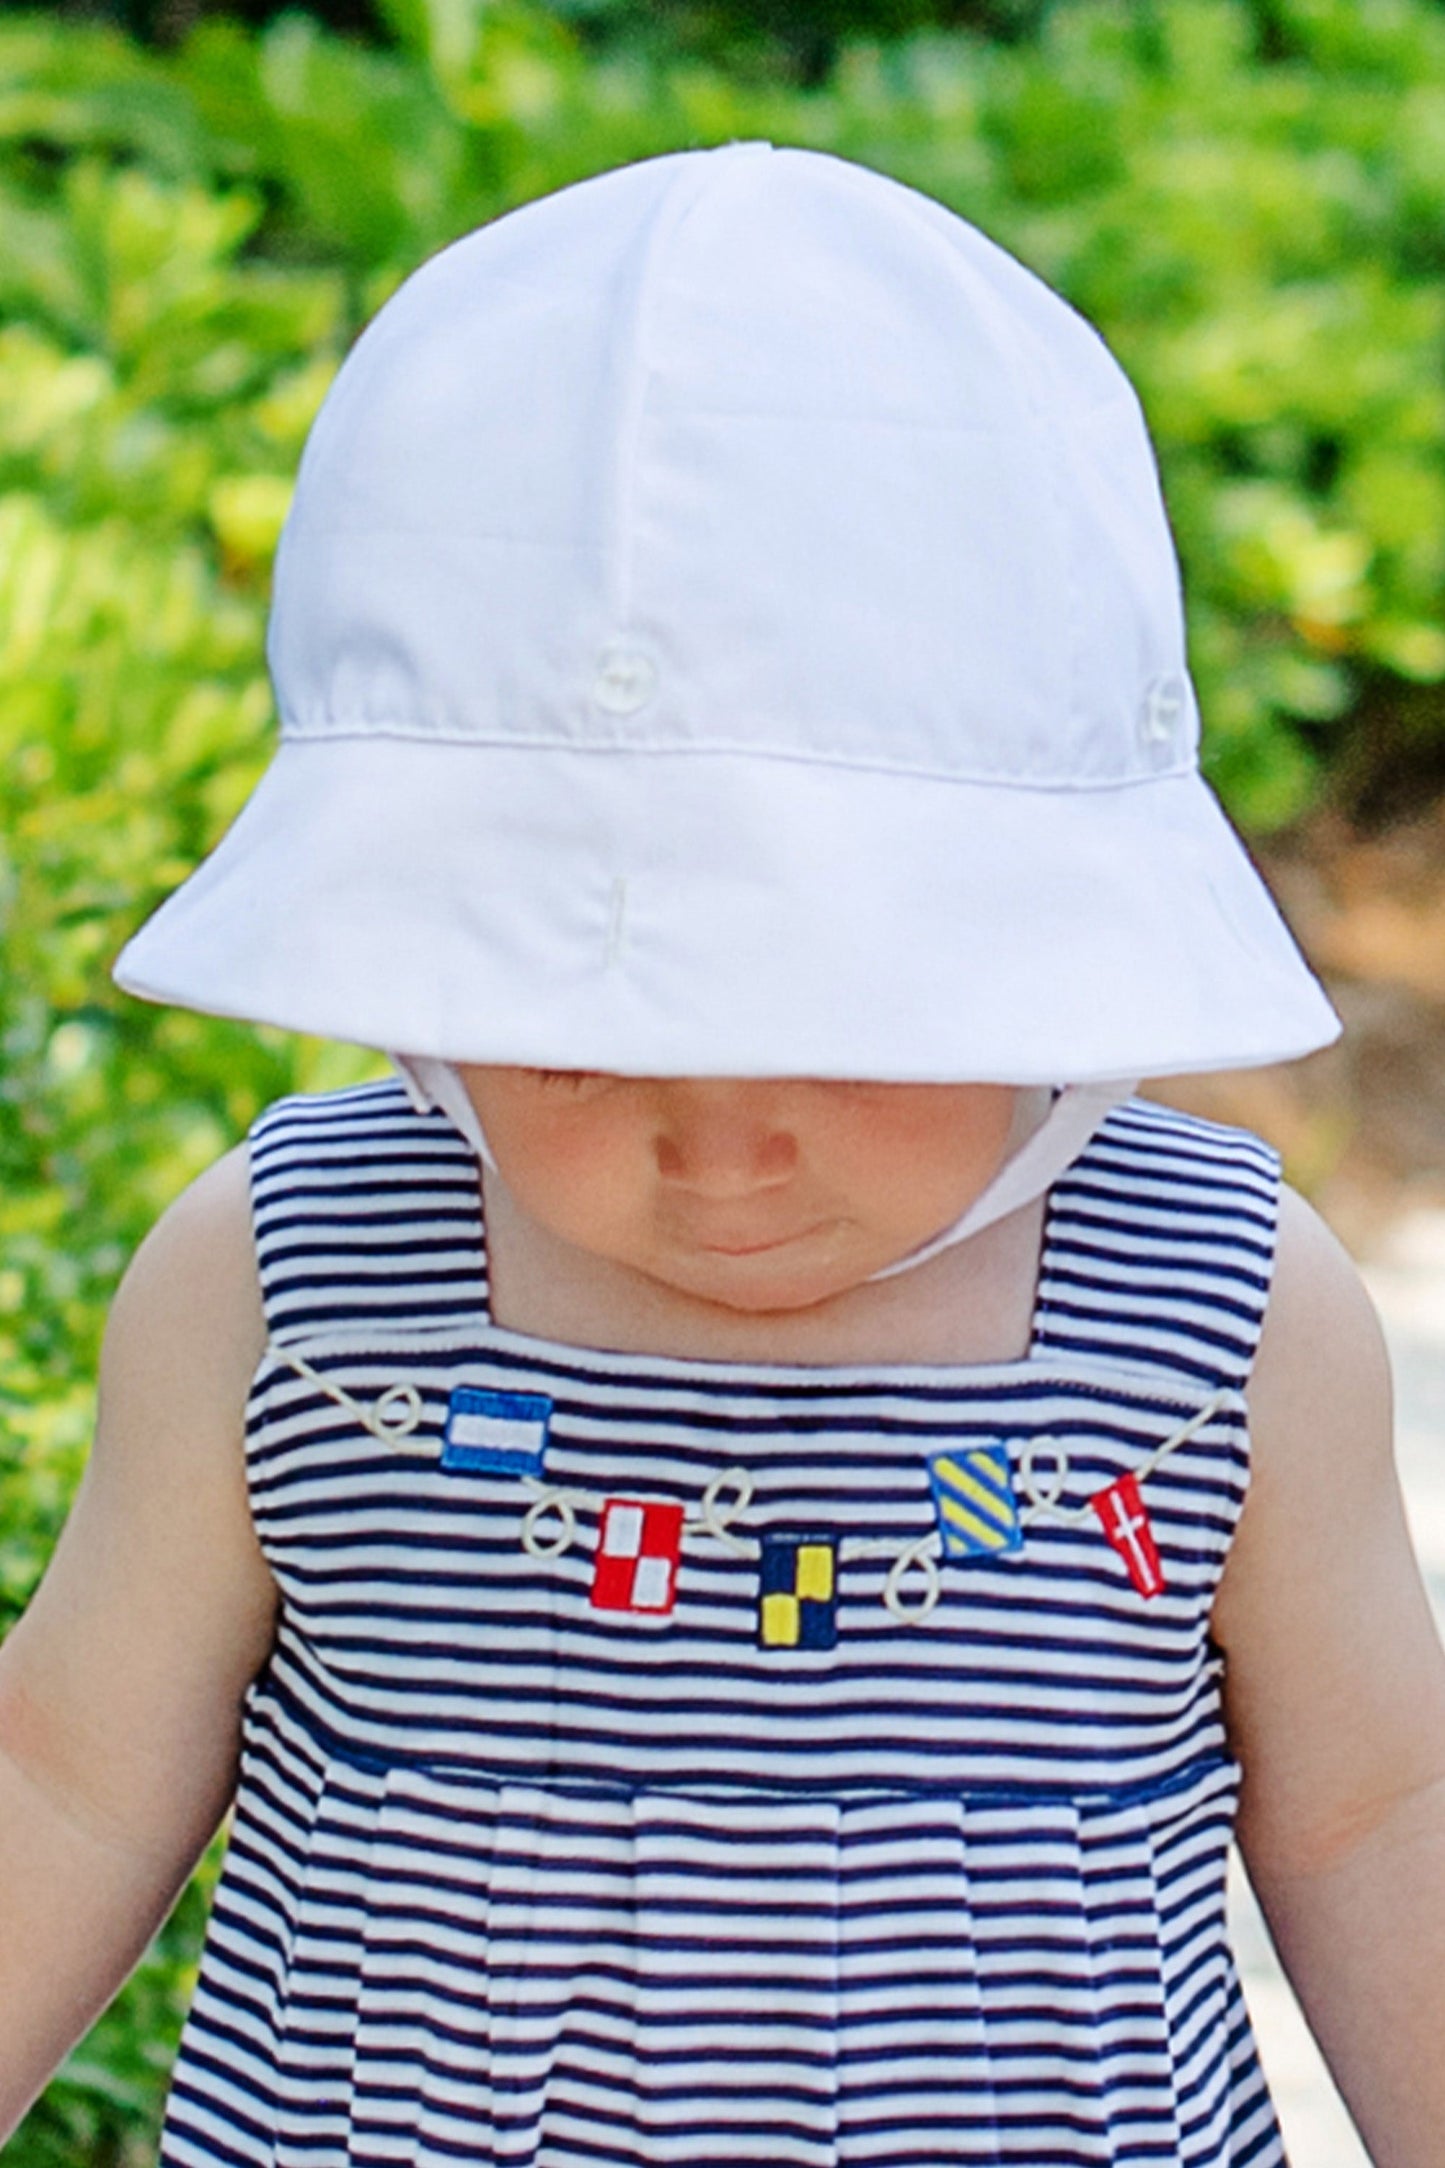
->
590 1499 685 1614
1091 1473 1165 1599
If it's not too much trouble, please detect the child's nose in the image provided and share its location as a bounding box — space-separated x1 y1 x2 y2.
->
653 1082 799 1193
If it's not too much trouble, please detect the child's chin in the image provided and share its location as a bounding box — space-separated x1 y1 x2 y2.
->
669 1251 865 1316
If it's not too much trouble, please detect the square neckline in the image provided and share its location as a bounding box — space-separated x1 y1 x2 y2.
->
465 1152 1067 1387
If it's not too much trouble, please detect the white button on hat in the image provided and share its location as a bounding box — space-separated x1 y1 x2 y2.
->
1140 675 1187 747
593 648 657 715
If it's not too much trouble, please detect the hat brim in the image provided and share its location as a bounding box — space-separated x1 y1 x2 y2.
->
112 737 1339 1083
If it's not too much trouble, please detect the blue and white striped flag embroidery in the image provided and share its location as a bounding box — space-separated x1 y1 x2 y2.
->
441 1388 551 1477
927 1445 1023 1559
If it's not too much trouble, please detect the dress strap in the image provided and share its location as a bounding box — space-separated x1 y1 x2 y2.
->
1031 1096 1281 1394
248 1077 490 1346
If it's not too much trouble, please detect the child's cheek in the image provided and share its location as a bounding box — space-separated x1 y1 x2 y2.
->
832 1086 1016 1199
527 1110 653 1242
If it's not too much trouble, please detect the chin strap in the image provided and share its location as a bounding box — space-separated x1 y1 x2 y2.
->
387 1054 1136 1279
863 1077 1137 1280
390 1052 499 1168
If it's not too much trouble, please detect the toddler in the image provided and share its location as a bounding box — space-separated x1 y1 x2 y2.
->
3 143 1444 2167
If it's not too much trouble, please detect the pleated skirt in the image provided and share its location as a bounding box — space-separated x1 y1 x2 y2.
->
160 1687 1284 2168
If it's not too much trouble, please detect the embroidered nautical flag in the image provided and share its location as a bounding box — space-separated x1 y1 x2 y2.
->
1091 1472 1165 1598
591 1499 685 1614
441 1387 551 1476
927 1445 1023 1560
758 1533 838 1649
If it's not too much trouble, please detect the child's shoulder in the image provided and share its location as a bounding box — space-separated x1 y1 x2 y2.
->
1098 1093 1282 1185
105 1079 418 1392
247 1074 424 1147
1251 1177 1389 1429
1105 1103 1391 1382
1106 1095 1385 1415
106 1136 265 1410
1217 1173 1393 1644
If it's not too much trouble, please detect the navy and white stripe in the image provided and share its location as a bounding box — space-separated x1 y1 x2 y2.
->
161 1080 1287 2166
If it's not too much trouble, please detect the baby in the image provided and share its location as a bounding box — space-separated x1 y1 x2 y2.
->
2 143 1444 2167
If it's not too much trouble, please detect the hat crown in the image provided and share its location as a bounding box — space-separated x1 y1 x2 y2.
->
270 144 1196 787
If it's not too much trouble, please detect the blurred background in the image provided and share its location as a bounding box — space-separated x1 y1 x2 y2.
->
2 0 1444 2158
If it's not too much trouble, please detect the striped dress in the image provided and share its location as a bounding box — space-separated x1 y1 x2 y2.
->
161 1079 1288 2167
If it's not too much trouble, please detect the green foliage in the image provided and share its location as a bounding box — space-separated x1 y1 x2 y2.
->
3 0 1445 2154
54 0 1063 82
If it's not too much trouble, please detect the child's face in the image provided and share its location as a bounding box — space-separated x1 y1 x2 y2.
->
458 1068 1021 1314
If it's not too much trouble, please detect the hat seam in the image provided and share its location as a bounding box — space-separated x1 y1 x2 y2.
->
273 721 1196 793
744 146 1082 749
609 146 776 633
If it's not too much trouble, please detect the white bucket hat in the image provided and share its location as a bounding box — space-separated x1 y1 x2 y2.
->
113 141 1339 1087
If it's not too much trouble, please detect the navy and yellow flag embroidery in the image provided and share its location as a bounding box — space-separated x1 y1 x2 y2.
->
758 1533 838 1649
927 1446 1023 1559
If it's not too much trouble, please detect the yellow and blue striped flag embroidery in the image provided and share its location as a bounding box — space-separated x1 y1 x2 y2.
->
927 1446 1023 1559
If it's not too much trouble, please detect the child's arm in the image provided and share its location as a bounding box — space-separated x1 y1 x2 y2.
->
1216 1184 1445 2167
0 1142 277 2137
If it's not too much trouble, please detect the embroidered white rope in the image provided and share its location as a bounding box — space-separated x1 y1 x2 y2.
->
521 1488 582 1559
263 1340 1230 1620
265 1340 425 1441
881 1532 942 1623
831 1529 944 1622
685 1467 755 1553
1017 1390 1232 1525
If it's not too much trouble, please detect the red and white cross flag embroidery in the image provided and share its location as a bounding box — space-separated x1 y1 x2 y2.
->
590 1499 685 1614
1091 1472 1165 1599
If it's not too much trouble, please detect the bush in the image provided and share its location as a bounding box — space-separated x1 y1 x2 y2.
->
3 0 1444 2153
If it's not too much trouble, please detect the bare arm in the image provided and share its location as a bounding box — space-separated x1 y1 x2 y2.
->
0 1142 277 2137
1216 1184 1445 2167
